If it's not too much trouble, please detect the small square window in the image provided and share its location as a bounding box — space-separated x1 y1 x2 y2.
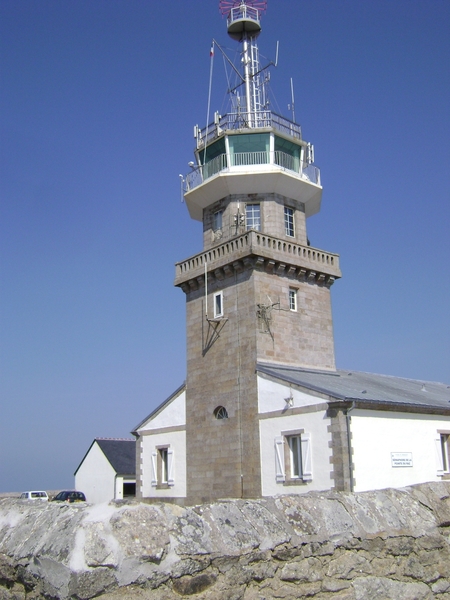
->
214 291 223 318
284 207 294 237
289 288 297 311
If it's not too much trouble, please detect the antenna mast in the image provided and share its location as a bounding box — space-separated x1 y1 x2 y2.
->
219 1 268 126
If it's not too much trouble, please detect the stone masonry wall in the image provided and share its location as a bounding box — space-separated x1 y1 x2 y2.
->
202 194 308 252
1 482 450 599
185 268 262 504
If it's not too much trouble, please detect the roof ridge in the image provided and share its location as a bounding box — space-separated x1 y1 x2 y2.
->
336 369 449 386
95 437 135 442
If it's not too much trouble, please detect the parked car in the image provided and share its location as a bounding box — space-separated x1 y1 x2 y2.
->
20 491 49 501
51 491 86 503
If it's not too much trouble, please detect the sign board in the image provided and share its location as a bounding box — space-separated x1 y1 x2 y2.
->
391 452 413 468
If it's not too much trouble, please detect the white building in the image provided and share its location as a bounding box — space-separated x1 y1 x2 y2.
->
133 366 450 502
132 385 186 500
79 2 450 506
75 438 135 504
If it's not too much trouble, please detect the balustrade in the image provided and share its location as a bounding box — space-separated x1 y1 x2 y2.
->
175 230 339 280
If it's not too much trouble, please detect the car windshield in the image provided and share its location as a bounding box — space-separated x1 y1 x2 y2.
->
54 491 85 501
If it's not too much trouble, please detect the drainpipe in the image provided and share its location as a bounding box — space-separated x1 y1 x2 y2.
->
346 402 356 492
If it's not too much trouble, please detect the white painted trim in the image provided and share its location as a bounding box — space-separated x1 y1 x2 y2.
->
301 432 312 481
274 436 285 483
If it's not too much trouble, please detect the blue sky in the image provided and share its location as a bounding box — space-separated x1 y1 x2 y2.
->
1 0 449 493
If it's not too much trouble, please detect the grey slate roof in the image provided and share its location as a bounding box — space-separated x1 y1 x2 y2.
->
257 363 450 412
95 438 136 475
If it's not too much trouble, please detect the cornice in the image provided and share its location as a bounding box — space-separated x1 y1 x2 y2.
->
175 230 340 293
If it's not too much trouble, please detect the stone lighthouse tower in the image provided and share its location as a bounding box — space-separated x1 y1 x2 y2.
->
175 1 341 505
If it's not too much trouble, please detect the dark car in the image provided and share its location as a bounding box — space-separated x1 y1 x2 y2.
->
52 491 86 503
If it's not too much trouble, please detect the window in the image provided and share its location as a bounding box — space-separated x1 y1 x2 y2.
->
436 432 450 475
275 432 312 484
214 406 228 419
442 435 449 472
288 435 302 478
275 135 301 172
151 446 174 487
284 207 295 237
213 210 223 232
159 448 168 484
229 133 270 166
214 291 223 318
289 288 297 311
246 203 261 231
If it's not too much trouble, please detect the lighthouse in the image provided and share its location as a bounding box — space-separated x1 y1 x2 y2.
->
174 1 341 505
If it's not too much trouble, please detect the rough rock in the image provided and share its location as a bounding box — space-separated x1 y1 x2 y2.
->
0 482 449 599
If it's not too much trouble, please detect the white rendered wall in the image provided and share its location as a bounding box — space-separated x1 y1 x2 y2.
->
115 476 124 500
114 476 135 499
258 375 328 413
140 390 186 431
258 375 332 496
140 430 186 498
351 410 450 492
75 443 116 504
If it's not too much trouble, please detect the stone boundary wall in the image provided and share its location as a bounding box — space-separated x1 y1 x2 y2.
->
0 482 449 599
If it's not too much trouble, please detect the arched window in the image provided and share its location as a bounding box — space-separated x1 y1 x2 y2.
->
214 406 228 419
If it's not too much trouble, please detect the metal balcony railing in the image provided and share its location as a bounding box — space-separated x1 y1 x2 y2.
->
197 111 302 148
185 150 321 191
227 4 261 28
231 151 269 166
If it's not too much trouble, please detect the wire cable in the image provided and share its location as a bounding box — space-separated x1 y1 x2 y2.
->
203 41 215 167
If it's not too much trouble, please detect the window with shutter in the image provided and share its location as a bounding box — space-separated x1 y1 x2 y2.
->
276 430 312 485
436 432 450 477
153 445 174 488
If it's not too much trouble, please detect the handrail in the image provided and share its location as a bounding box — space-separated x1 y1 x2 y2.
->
232 151 269 166
197 110 302 148
185 150 320 191
227 5 260 27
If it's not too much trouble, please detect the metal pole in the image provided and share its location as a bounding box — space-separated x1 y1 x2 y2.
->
205 261 208 318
